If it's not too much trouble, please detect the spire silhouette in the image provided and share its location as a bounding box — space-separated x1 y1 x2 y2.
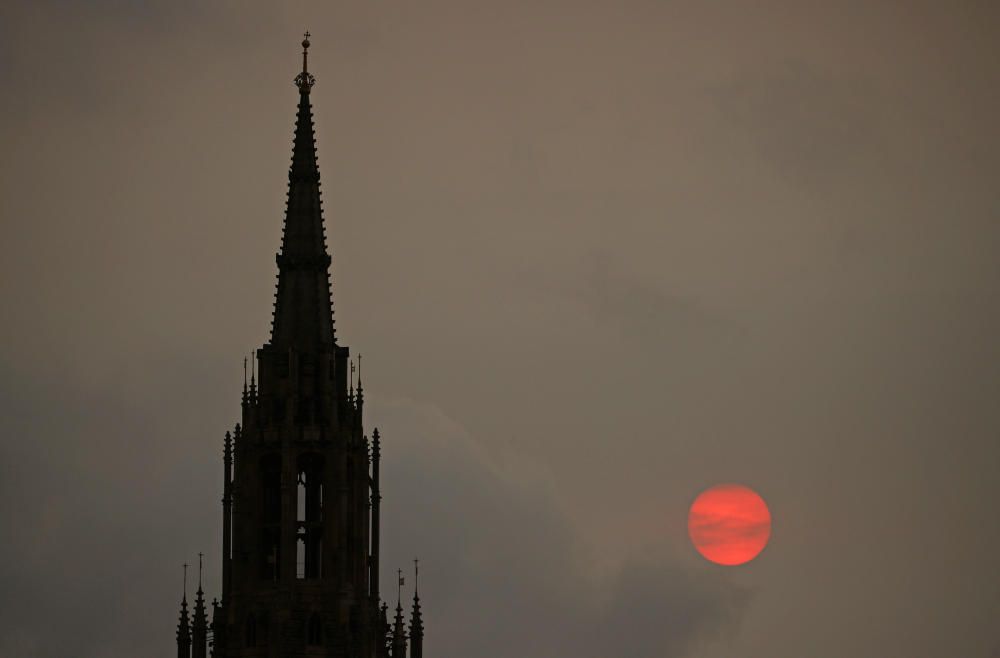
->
248 352 257 403
356 353 364 409
380 601 391 656
271 31 334 348
176 564 191 658
172 35 428 658
349 358 355 403
192 554 208 658
410 559 424 658
392 569 407 657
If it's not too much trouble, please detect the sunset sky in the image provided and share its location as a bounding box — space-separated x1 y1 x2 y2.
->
1 2 998 656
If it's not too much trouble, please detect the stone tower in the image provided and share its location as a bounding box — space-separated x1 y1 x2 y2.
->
174 35 425 658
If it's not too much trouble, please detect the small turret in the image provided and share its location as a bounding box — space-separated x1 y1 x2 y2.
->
192 554 208 658
391 568 408 656
176 564 191 658
356 353 365 412
380 601 391 657
409 559 424 658
392 607 407 656
248 353 257 405
211 598 223 657
348 358 355 406
371 428 382 600
222 429 234 599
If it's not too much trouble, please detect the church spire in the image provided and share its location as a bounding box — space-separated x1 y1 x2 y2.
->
271 32 335 348
177 34 429 657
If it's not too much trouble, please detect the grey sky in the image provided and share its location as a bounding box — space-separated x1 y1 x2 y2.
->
1 1 998 656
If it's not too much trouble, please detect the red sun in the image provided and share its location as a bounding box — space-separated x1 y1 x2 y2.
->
688 483 771 566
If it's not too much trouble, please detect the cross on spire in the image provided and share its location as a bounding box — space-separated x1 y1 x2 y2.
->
302 31 311 72
295 31 316 92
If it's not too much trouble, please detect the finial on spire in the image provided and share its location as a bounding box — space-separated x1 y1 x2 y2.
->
409 557 424 656
249 351 257 402
397 567 405 607
183 562 189 600
177 563 192 648
294 31 316 92
356 354 364 405
191 554 208 657
349 358 355 400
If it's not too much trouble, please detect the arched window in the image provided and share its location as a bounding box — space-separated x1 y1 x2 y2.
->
307 612 323 645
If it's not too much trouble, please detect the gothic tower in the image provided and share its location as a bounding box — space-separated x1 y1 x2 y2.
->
175 35 425 658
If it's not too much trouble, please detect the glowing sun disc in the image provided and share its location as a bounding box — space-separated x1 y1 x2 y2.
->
688 483 771 566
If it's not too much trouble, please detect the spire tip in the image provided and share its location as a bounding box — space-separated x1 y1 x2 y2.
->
295 31 316 92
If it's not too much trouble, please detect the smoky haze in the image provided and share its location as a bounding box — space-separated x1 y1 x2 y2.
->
1 1 998 657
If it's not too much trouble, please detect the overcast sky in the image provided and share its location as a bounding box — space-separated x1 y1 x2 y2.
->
1 1 998 656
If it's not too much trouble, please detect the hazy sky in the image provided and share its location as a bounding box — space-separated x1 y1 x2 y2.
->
1 2 999 656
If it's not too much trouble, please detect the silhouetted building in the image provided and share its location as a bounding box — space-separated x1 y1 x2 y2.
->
174 34 425 658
